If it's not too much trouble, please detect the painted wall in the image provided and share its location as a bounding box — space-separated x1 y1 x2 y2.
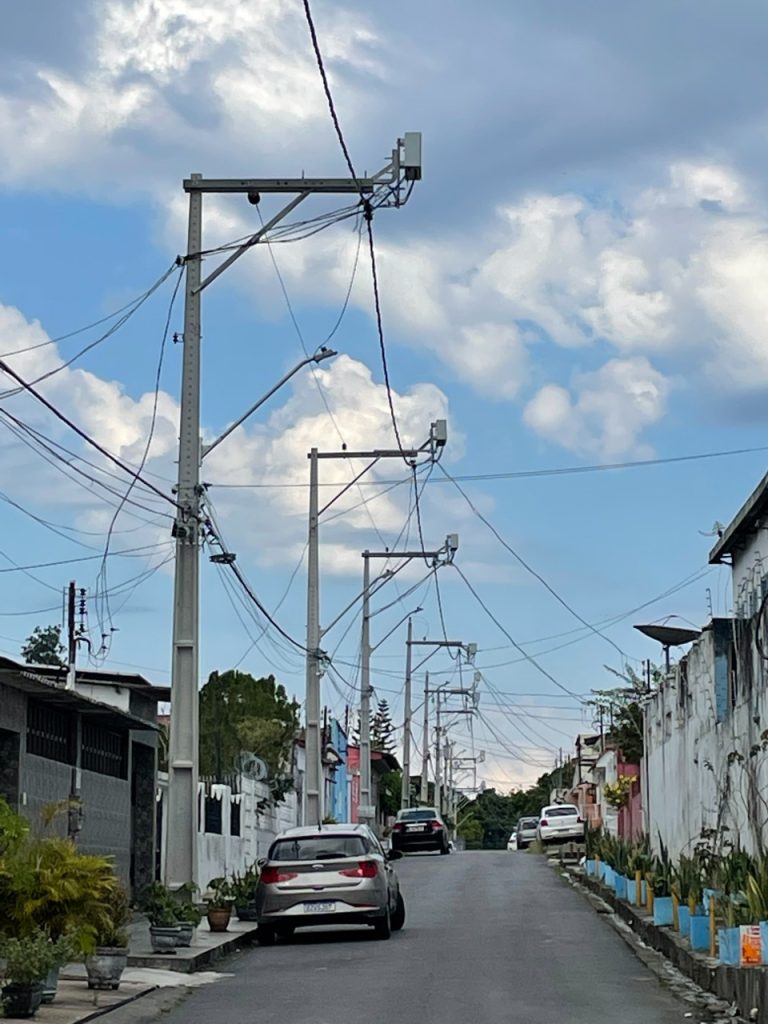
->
326 719 349 823
644 615 768 860
731 524 768 617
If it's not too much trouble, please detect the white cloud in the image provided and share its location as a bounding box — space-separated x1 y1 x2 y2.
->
523 357 669 458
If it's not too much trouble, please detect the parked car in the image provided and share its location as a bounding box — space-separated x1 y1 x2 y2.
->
515 816 539 850
537 804 584 846
506 833 518 851
254 823 405 944
390 807 450 855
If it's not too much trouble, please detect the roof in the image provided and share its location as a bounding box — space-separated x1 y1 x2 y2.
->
0 655 170 702
0 666 160 732
709 469 768 564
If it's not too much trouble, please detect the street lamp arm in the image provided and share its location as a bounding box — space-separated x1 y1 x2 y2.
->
202 348 337 460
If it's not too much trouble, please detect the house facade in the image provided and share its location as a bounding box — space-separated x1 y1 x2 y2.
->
0 657 166 897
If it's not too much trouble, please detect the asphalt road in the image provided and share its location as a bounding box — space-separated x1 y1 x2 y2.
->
131 851 695 1024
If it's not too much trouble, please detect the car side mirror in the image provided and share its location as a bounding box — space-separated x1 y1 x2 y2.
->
387 849 403 861
257 857 267 869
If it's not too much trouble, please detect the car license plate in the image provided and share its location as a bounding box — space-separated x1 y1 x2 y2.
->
406 824 427 832
303 901 336 914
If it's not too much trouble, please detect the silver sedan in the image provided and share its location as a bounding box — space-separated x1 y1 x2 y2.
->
254 823 406 944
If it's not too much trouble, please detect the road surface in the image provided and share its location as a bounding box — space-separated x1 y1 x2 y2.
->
124 852 695 1024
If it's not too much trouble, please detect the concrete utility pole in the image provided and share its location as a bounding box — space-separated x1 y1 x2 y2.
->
356 536 458 826
165 138 423 887
302 417 447 827
420 672 430 803
400 617 414 809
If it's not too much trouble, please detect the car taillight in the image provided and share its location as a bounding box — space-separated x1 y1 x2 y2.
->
431 820 444 831
261 867 298 884
339 861 378 878
392 823 404 833
540 819 548 827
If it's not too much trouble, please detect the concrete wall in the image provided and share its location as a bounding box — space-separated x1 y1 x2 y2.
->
157 773 299 891
644 615 768 859
731 523 768 616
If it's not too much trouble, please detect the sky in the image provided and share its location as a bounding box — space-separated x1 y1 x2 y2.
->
2 0 768 791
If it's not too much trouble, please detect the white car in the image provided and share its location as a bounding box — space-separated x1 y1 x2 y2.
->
537 804 584 846
506 833 518 851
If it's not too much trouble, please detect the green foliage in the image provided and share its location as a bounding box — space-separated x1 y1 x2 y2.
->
95 882 132 947
371 701 396 753
21 625 66 667
457 817 483 850
205 877 235 909
671 854 703 909
378 770 402 818
0 932 74 984
458 766 573 849
142 883 178 928
0 798 29 856
199 670 299 784
230 866 260 907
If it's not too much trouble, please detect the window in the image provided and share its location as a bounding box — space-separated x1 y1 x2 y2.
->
397 809 437 822
543 806 578 818
81 721 128 779
230 800 241 837
204 796 223 834
26 701 75 765
270 835 368 861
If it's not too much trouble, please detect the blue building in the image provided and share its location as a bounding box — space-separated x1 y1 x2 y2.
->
324 718 349 823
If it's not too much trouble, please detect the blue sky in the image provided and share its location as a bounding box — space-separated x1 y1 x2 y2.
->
1 0 768 789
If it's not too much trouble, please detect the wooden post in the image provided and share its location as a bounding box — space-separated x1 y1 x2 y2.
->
635 870 642 906
709 898 717 958
646 882 654 916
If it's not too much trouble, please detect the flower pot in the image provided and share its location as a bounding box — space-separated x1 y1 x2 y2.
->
175 922 196 948
40 966 60 1004
703 888 719 912
740 925 762 966
653 896 673 926
149 926 180 953
2 982 44 1019
602 866 615 888
614 874 628 900
585 859 595 877
718 926 740 966
689 913 709 951
85 947 129 990
235 903 259 922
206 907 232 933
677 906 690 936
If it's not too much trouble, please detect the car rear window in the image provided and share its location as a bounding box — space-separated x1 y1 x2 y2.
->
543 807 578 818
519 818 538 828
269 836 368 861
398 809 438 822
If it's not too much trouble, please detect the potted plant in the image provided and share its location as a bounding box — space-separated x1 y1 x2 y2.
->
231 865 261 922
0 932 71 1019
143 883 181 953
173 885 203 947
628 836 652 907
651 839 675 926
205 877 235 932
85 883 132 990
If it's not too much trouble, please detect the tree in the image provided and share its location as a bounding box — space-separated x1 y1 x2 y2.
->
378 770 402 818
371 700 396 753
198 670 300 782
21 625 65 667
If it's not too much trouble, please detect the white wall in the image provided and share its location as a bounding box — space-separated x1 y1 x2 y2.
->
157 773 299 891
644 620 768 860
731 524 768 617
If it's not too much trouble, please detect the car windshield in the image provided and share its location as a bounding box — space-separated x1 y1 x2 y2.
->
269 836 368 861
544 807 578 818
398 809 438 822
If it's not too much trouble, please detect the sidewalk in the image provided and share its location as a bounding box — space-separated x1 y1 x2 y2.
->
31 915 257 1024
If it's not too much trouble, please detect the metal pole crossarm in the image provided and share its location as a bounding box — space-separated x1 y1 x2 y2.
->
183 177 379 194
315 448 422 460
410 639 467 648
203 349 337 460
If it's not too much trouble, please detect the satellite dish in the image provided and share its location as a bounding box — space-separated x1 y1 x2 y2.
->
239 752 268 781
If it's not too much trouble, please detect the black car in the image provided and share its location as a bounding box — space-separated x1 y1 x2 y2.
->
390 807 450 855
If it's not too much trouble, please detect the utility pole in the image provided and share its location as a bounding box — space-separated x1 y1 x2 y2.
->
65 580 76 691
356 536 458 826
400 617 414 809
420 673 430 804
303 417 446 826
164 138 422 885
360 552 373 824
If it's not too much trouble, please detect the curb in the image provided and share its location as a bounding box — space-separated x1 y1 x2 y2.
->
71 986 158 1024
127 925 259 973
559 867 749 1023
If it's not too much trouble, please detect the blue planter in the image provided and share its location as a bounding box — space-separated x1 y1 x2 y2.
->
603 866 615 888
689 914 710 951
678 906 690 935
599 861 607 881
629 878 647 906
760 921 768 965
614 874 628 899
653 896 673 926
718 926 740 966
585 859 595 876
